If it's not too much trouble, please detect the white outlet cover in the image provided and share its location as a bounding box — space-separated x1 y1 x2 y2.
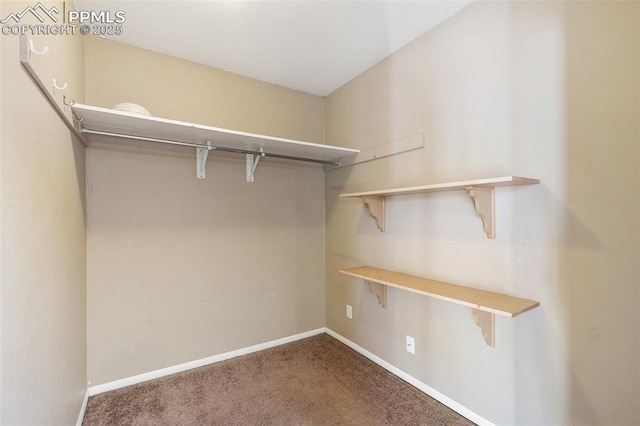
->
406 335 415 354
346 305 353 319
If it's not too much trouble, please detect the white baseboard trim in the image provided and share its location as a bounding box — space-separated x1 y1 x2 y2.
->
76 389 89 426
86 327 492 426
88 328 325 396
325 328 495 426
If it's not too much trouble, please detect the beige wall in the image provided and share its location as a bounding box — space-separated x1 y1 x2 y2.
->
84 37 326 386
0 4 4 421
325 2 639 425
0 1 87 424
84 37 325 143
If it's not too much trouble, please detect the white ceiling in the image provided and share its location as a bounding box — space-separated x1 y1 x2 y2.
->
74 0 472 96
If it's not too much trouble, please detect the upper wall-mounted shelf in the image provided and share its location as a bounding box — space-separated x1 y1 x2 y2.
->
71 104 359 181
340 266 540 347
340 176 539 238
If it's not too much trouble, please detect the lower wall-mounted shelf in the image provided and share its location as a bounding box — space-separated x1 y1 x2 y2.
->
340 266 540 347
340 176 539 238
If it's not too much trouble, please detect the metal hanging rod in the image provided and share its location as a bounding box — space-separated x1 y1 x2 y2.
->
80 128 341 166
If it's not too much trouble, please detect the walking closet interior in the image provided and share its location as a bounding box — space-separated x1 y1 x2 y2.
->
1 1 638 425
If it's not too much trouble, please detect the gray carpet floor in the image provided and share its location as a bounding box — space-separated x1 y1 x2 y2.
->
82 333 475 425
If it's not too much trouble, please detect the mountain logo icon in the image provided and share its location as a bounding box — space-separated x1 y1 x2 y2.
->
1 2 60 24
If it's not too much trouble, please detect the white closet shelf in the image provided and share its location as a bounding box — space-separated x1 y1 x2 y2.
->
71 104 359 180
340 266 540 347
340 176 539 238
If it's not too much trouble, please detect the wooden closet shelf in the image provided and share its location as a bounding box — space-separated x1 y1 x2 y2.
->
340 266 539 316
339 176 540 238
340 176 539 198
340 266 540 347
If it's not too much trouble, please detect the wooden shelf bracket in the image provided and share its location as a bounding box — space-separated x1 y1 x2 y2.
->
365 279 387 308
471 309 495 347
466 186 495 239
362 196 385 232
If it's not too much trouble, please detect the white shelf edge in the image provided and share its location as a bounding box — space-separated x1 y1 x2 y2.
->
71 103 359 169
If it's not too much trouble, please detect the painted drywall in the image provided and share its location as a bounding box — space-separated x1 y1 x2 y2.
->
0 1 87 424
84 37 326 386
325 2 639 425
0 4 4 420
83 37 325 144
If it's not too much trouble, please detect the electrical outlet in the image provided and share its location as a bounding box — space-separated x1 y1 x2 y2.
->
406 335 415 354
346 304 353 319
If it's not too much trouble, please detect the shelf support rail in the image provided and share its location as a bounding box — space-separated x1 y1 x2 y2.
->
79 129 341 181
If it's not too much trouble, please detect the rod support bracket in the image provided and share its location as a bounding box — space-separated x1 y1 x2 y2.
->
246 147 264 182
196 140 212 179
